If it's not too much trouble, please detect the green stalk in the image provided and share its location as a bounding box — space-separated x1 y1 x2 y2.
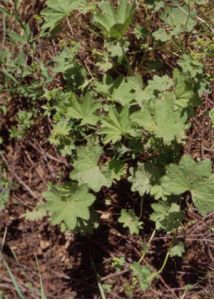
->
156 250 170 276
120 40 133 75
138 230 156 263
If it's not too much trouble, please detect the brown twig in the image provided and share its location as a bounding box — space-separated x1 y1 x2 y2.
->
0 152 37 199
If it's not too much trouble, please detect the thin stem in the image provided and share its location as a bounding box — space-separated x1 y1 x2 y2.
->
35 255 46 299
138 229 156 263
66 17 74 36
156 250 170 275
139 196 144 218
120 40 132 75
0 228 7 252
0 152 37 199
184 0 191 30
2 14 6 47
90 258 106 299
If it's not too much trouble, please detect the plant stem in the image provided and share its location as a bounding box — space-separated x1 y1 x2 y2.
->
90 258 106 299
66 17 74 36
156 250 170 275
2 14 6 47
138 229 156 263
120 40 132 75
184 0 191 30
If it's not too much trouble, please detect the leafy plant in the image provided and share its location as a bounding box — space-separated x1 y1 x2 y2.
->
209 108 214 126
158 155 214 216
0 168 10 211
112 256 125 271
93 0 136 39
130 262 154 291
101 106 136 144
1 0 213 294
10 111 33 139
118 209 143 235
169 241 185 258
161 4 196 35
41 0 87 34
52 46 86 90
150 201 184 232
131 93 188 145
42 182 95 232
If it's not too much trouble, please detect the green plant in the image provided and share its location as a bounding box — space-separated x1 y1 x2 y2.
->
209 108 214 126
93 0 136 40
118 209 143 235
42 182 96 232
112 256 125 271
0 167 10 211
40 0 88 35
10 111 33 139
26 0 213 235
130 240 186 291
0 0 213 294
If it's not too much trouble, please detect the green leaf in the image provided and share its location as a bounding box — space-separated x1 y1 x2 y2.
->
131 262 154 291
146 75 174 93
49 119 71 145
0 168 10 211
52 46 85 90
42 183 95 230
66 93 100 126
102 159 127 184
74 209 99 235
0 174 9 211
138 75 174 103
112 256 125 271
161 5 196 34
95 75 143 106
41 0 87 34
70 143 108 192
111 76 144 106
25 206 47 221
209 108 214 127
128 164 152 196
70 142 125 191
150 201 184 232
146 0 164 12
129 162 162 197
101 106 136 144
105 40 129 59
173 69 200 109
178 54 203 78
93 0 136 39
131 94 187 144
152 28 172 42
53 46 79 73
160 155 214 216
169 241 185 258
118 209 143 235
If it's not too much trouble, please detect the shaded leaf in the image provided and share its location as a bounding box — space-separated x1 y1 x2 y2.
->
161 155 214 215
150 202 184 232
118 209 143 235
41 0 87 34
131 262 154 291
131 94 187 144
42 183 95 230
93 0 136 39
101 106 136 144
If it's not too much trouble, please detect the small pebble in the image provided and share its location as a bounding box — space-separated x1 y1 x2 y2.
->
40 240 50 251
